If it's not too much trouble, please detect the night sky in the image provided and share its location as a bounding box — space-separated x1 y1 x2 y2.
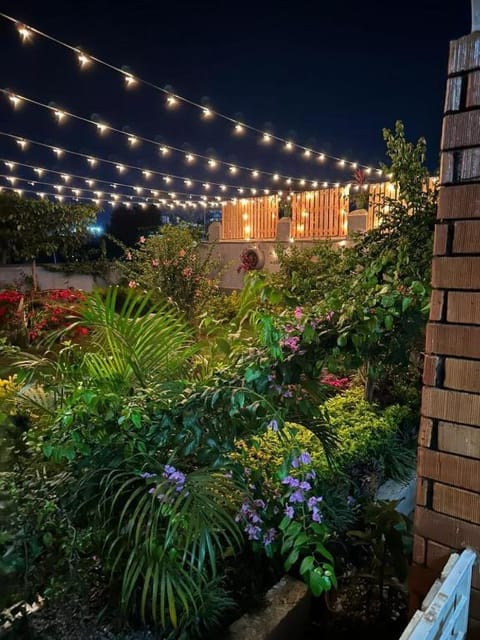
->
0 0 472 223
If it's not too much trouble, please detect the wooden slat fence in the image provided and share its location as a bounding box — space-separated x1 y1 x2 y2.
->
220 179 437 241
290 188 349 239
221 195 278 240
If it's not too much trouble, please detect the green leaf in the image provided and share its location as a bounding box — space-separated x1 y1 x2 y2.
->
384 314 394 330
284 548 299 571
309 568 326 596
299 555 315 576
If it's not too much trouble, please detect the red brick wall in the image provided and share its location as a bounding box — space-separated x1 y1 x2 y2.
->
411 31 480 636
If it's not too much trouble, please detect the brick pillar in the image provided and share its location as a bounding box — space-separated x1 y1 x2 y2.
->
410 31 480 637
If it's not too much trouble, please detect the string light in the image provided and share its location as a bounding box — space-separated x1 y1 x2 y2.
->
54 109 67 123
318 154 325 162
16 139 27 149
77 51 91 68
252 170 259 178
208 159 218 168
159 146 169 155
285 141 293 151
127 135 139 147
61 173 71 182
0 13 377 173
338 159 345 167
8 94 22 108
234 123 244 133
96 123 109 134
142 170 152 179
34 168 43 176
303 149 311 158
53 147 63 157
116 164 126 173
229 166 238 174
185 154 194 163
17 24 32 41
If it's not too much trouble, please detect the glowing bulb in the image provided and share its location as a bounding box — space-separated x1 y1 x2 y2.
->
53 147 64 157
203 183 211 190
96 123 108 134
127 136 139 147
352 162 358 169
278 190 283 196
54 185 64 193
299 179 306 186
264 189 270 194
186 154 194 163
251 188 257 194
318 154 325 162
16 139 28 149
338 159 346 167
185 180 192 187
273 173 279 181
334 182 340 187
377 169 383 175
252 170 259 178
202 108 213 118
124 74 137 88
365 167 372 174
229 166 238 174
77 51 91 68
208 159 218 168
8 94 22 108
303 149 311 158
85 179 95 186
142 170 152 179
37 192 45 199
220 185 227 191
163 176 172 184
235 123 244 133
34 167 43 176
6 176 16 184
17 24 33 42
116 164 126 174
263 133 271 143
166 95 177 107
54 110 67 123
111 184 118 189
72 189 81 196
61 174 71 182
286 178 292 185
94 190 104 197
87 157 97 167
160 146 169 155
151 190 159 197
285 141 293 150
238 188 244 194
312 181 318 188
133 186 143 194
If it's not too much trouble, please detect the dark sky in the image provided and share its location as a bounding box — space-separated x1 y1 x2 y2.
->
0 0 471 219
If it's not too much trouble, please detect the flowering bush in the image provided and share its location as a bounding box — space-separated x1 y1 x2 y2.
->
235 450 337 595
119 225 221 320
237 248 261 274
0 288 87 344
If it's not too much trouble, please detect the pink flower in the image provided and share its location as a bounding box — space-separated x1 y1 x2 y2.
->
179 249 186 257
152 259 159 267
139 236 146 244
126 252 132 261
182 267 192 278
128 281 137 288
294 306 303 319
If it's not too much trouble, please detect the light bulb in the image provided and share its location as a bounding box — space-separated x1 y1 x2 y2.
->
365 167 372 174
303 149 311 158
312 181 318 188
160 146 169 155
285 141 293 150
127 136 139 146
54 185 64 193
238 188 244 194
53 148 64 157
96 123 108 134
286 178 292 185
77 51 91 68
323 182 328 187
351 162 358 169
134 186 143 194
203 183 211 190
34 167 43 176
229 166 237 174
252 170 259 178
299 179 306 186
142 170 152 179
318 154 325 161
186 154 194 163
263 133 271 143
8 94 22 108
235 123 244 133
16 139 28 149
17 25 33 42
208 159 218 168
85 179 95 186
202 108 213 118
163 176 172 184
87 157 97 167
54 110 67 123
338 159 346 167
185 180 192 187
220 185 227 191
273 174 279 181
124 74 137 88
61 174 71 182
166 95 177 107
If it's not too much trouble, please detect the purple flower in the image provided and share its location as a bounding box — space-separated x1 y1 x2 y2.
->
224 471 233 479
268 419 279 432
140 472 157 479
305 470 316 480
284 506 295 519
263 528 277 546
163 464 176 475
245 524 262 541
281 336 300 352
289 490 305 503
308 496 323 509
311 507 323 523
298 452 312 465
254 499 266 509
299 481 312 491
282 476 300 488
294 306 303 319
282 389 294 398
347 495 356 506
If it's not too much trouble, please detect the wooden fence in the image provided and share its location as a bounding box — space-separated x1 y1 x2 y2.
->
220 179 437 241
221 195 278 240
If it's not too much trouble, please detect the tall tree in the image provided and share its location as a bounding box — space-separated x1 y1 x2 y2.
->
0 192 97 288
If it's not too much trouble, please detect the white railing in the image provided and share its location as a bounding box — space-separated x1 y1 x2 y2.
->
400 548 477 640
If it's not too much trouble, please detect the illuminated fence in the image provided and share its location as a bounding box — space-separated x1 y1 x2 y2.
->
290 188 349 239
220 180 437 241
221 195 278 240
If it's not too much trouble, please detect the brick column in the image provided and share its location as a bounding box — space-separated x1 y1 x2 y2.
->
410 31 480 637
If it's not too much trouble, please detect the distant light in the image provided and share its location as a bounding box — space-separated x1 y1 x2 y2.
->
77 51 91 68
54 109 67 123
16 139 28 149
262 133 272 143
87 157 97 167
235 123 244 133
124 74 137 88
17 24 33 42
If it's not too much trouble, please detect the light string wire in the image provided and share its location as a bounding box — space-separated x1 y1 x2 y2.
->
0 130 365 194
0 174 222 209
0 12 380 172
0 157 240 203
1 88 379 184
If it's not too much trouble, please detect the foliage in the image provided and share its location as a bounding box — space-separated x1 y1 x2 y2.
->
118 225 221 320
88 462 241 633
348 500 412 602
106 203 163 253
0 192 97 287
234 447 337 597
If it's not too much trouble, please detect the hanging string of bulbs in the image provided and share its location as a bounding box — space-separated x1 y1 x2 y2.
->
0 131 369 196
0 157 236 203
1 89 383 186
0 12 381 173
